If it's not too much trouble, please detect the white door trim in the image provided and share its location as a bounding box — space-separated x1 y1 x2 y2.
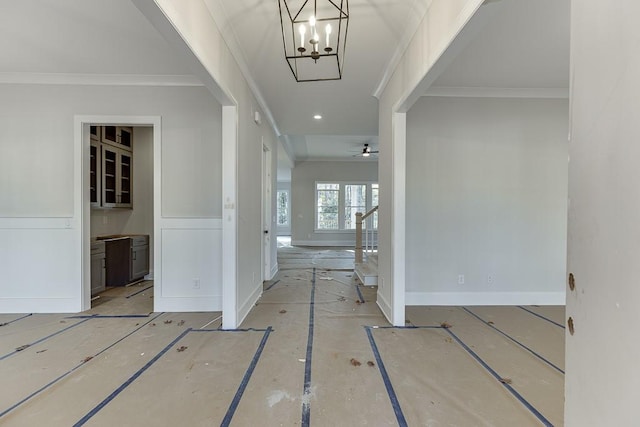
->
262 142 273 281
222 106 238 329
75 115 161 312
391 112 406 326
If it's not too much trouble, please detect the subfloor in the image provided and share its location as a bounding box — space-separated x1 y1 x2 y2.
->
0 246 564 426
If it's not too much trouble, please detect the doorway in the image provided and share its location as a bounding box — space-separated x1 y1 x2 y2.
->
87 124 154 313
78 116 161 312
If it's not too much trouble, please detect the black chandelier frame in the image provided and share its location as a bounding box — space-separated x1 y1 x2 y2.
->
278 0 349 82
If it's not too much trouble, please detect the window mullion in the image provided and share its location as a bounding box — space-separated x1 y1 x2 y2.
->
339 183 345 229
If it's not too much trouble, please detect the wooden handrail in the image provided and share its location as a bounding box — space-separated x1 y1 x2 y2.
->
355 205 378 264
361 205 378 221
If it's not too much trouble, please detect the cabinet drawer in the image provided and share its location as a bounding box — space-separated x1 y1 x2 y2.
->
90 241 105 255
131 235 149 247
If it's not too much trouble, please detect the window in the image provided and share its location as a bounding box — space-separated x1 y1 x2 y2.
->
315 182 378 230
371 183 379 229
344 184 366 229
277 190 289 226
316 183 340 230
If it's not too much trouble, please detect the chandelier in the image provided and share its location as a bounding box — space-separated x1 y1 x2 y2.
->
278 0 349 82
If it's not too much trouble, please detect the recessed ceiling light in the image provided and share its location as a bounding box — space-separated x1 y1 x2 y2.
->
313 114 322 120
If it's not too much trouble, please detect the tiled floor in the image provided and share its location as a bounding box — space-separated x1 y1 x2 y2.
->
0 245 564 426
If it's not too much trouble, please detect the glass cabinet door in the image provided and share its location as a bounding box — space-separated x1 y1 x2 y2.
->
102 146 117 206
90 142 100 206
93 125 133 209
119 153 131 206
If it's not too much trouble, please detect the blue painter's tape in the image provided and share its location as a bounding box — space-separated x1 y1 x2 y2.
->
369 325 442 330
518 306 565 329
462 307 564 375
192 328 270 333
355 284 365 303
73 328 192 426
125 285 153 299
0 312 164 418
66 314 152 319
365 326 408 427
301 268 316 427
0 317 95 361
0 313 32 326
445 328 553 426
265 280 281 291
220 327 273 426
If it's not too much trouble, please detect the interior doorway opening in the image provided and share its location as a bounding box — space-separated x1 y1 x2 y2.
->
78 116 161 314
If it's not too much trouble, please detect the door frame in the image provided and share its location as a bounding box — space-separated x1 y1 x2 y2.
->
262 142 273 281
76 115 161 311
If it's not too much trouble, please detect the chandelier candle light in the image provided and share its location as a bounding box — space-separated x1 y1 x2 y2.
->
278 0 349 82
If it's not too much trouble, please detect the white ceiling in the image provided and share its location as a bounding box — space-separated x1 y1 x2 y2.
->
0 0 568 172
288 135 378 161
208 0 428 137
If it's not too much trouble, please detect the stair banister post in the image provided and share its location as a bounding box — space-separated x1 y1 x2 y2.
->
355 212 363 263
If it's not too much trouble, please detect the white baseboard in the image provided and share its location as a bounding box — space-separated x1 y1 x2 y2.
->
0 297 81 313
267 263 278 281
376 291 393 325
406 291 566 306
154 295 222 312
237 281 263 326
292 240 355 247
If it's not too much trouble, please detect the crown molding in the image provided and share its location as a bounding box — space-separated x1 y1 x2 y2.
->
0 72 203 87
295 156 378 163
203 0 281 137
424 86 569 99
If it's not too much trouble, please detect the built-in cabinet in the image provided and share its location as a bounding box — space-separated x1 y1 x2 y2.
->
105 237 132 287
102 235 150 287
90 241 106 296
102 145 132 208
130 236 150 281
90 125 133 209
101 125 132 149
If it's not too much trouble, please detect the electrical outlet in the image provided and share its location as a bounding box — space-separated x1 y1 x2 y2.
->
193 278 200 289
458 275 465 285
487 274 494 285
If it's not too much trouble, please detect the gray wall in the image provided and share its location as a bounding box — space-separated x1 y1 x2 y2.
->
406 96 568 305
291 161 378 246
0 84 222 312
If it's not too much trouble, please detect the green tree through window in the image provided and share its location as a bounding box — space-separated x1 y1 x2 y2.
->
315 182 378 230
277 190 289 226
317 184 339 229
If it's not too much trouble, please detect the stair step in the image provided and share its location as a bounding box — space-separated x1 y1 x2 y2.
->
355 261 378 286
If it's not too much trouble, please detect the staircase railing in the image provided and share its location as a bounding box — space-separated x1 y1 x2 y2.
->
355 205 378 263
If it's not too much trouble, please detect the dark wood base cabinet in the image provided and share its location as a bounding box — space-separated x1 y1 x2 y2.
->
105 238 132 287
102 235 150 287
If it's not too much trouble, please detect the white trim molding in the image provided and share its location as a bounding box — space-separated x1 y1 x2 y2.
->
376 290 393 325
406 291 566 306
0 72 203 87
236 280 263 329
292 240 355 247
425 86 570 99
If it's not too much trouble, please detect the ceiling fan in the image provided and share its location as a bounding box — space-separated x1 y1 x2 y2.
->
353 143 379 157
